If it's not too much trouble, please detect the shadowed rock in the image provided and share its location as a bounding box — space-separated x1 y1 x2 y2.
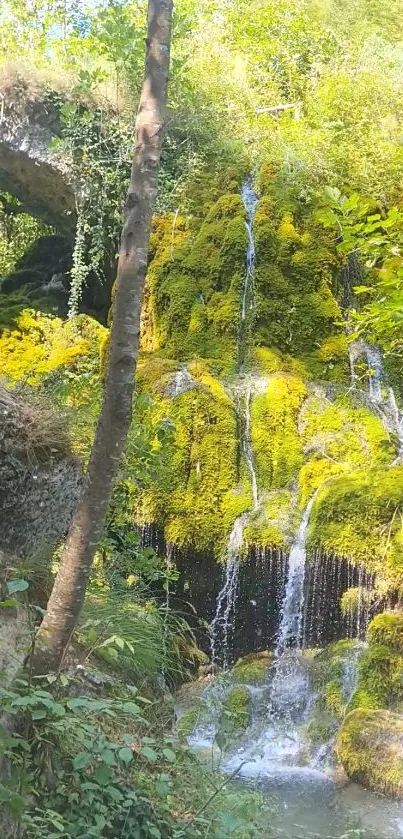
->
0 74 76 232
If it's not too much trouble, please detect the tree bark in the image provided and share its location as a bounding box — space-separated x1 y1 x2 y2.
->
32 0 173 674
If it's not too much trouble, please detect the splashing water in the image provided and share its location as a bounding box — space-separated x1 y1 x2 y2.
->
210 533 242 669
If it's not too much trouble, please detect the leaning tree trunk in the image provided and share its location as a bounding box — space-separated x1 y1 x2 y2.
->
32 0 173 674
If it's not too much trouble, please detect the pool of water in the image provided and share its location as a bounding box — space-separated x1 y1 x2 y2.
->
236 768 403 839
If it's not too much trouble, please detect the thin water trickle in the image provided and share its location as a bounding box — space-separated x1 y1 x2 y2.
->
364 344 383 404
240 178 259 322
350 339 403 459
210 550 241 669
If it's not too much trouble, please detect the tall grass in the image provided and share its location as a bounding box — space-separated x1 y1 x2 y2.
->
78 587 201 687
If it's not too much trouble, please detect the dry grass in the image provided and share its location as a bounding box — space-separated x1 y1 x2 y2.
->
0 382 72 464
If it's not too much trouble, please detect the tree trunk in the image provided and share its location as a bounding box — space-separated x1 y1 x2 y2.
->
32 0 173 675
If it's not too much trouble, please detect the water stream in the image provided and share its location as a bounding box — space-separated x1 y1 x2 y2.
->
211 177 261 667
241 177 259 323
275 495 316 655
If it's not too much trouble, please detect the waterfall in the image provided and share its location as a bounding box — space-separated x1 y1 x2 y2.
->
276 494 316 655
349 337 403 460
364 344 383 404
210 379 262 667
244 384 259 508
210 516 246 668
240 178 258 323
210 177 261 667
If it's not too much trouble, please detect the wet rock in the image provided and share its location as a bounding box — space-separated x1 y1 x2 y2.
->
231 650 272 685
336 708 403 798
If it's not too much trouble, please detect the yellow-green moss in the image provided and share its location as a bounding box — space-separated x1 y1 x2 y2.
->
231 651 272 685
308 468 403 581
351 612 403 711
298 391 392 504
336 709 403 798
251 374 306 490
244 490 293 549
143 192 248 374
134 365 248 557
253 193 342 370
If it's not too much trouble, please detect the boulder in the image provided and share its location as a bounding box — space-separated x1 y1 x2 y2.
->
336 708 403 798
0 383 81 566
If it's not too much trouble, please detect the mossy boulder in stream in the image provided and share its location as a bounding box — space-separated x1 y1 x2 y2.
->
307 640 361 745
231 651 272 685
177 699 210 740
336 709 403 797
215 686 252 750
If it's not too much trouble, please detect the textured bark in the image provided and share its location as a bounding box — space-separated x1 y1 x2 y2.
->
32 0 173 674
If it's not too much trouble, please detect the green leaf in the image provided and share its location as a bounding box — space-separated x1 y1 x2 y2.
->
101 749 116 766
118 747 133 764
122 701 142 715
73 752 91 770
141 745 158 763
94 764 111 785
31 709 47 720
162 747 176 764
6 579 29 595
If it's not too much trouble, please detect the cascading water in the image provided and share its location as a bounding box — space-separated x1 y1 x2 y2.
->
210 177 262 667
210 519 244 669
268 495 317 722
240 177 258 324
275 494 316 655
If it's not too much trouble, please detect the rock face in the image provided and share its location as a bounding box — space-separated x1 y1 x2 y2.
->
336 708 403 797
0 383 81 563
0 72 76 232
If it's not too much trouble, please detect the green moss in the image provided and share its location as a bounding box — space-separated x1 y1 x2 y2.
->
306 715 335 745
311 640 360 716
367 611 403 651
135 365 249 557
244 490 293 549
350 612 403 711
336 709 403 798
251 374 306 490
177 700 209 739
144 192 248 374
221 686 252 731
253 194 341 368
308 468 403 580
231 651 272 685
299 391 392 504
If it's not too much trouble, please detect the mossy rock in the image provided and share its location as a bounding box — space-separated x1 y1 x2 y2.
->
336 708 403 798
177 699 210 739
231 651 272 685
308 467 403 579
216 686 252 747
307 640 362 744
350 612 403 711
367 611 403 651
306 714 336 745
